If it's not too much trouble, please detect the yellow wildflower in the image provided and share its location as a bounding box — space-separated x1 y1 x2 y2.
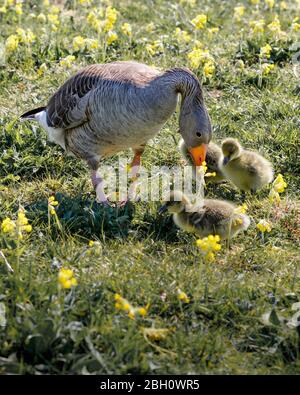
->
58 268 77 289
234 203 248 214
251 0 260 4
177 289 190 303
60 55 75 68
79 0 90 4
106 31 118 45
292 22 300 31
234 6 245 21
114 294 148 320
47 13 59 26
174 27 191 43
260 44 272 58
103 6 117 32
84 38 98 51
272 174 287 193
121 23 132 37
265 0 274 8
1 218 16 234
256 219 272 233
48 196 59 215
208 27 219 36
267 16 281 34
142 327 170 341
37 13 47 23
72 35 85 51
280 1 287 9
196 235 221 262
250 19 265 34
187 48 213 69
5 35 19 53
145 22 155 33
203 61 215 78
37 63 47 76
269 189 281 204
87 11 101 32
261 63 275 75
191 14 207 29
0 6 7 13
145 40 163 56
15 3 22 15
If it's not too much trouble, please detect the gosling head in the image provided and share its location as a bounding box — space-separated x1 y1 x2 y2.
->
158 191 190 214
221 138 242 165
179 86 212 166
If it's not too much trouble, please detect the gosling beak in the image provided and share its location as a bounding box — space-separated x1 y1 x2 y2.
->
158 204 168 214
188 144 207 166
223 157 230 165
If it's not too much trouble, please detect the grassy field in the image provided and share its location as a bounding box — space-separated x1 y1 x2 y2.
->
0 0 300 374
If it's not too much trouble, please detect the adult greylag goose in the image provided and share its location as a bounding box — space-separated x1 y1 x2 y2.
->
178 138 225 183
20 61 212 204
220 138 273 194
159 191 250 240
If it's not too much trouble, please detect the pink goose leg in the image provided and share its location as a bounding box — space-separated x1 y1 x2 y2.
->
91 170 109 205
128 149 143 202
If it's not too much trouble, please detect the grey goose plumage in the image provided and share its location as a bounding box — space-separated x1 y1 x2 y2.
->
21 61 212 204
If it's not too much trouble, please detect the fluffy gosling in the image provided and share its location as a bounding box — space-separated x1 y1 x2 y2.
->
159 191 250 240
178 138 225 183
220 138 273 193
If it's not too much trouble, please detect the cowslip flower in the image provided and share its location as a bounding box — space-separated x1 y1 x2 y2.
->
37 13 47 23
84 38 98 51
177 289 190 303
191 14 207 29
196 235 221 262
208 27 219 36
256 219 272 233
272 174 287 193
16 28 36 44
251 0 260 4
0 6 7 13
203 61 215 78
250 19 265 34
1 210 32 239
291 20 300 32
267 16 281 34
106 31 118 45
187 48 213 69
269 188 281 204
234 6 245 21
87 11 101 32
280 1 287 10
103 6 117 32
72 36 85 51
145 40 163 55
1 218 16 234
265 0 274 8
175 27 191 43
58 268 77 289
5 35 19 53
48 196 59 215
121 22 132 37
260 44 272 58
37 63 47 76
114 294 148 320
261 63 275 75
15 3 22 15
60 55 76 68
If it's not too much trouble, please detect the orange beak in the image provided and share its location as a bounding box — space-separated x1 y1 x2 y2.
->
188 144 207 166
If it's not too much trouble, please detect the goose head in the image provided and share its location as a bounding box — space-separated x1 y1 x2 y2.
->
179 102 212 166
221 138 242 165
158 191 190 214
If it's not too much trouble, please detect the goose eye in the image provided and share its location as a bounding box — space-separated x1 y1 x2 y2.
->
196 132 202 137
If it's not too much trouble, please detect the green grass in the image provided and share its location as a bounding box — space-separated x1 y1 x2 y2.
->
0 0 300 374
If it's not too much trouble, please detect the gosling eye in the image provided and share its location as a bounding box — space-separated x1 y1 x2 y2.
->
196 132 202 138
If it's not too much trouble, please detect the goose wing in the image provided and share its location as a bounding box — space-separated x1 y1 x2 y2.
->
46 65 101 130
